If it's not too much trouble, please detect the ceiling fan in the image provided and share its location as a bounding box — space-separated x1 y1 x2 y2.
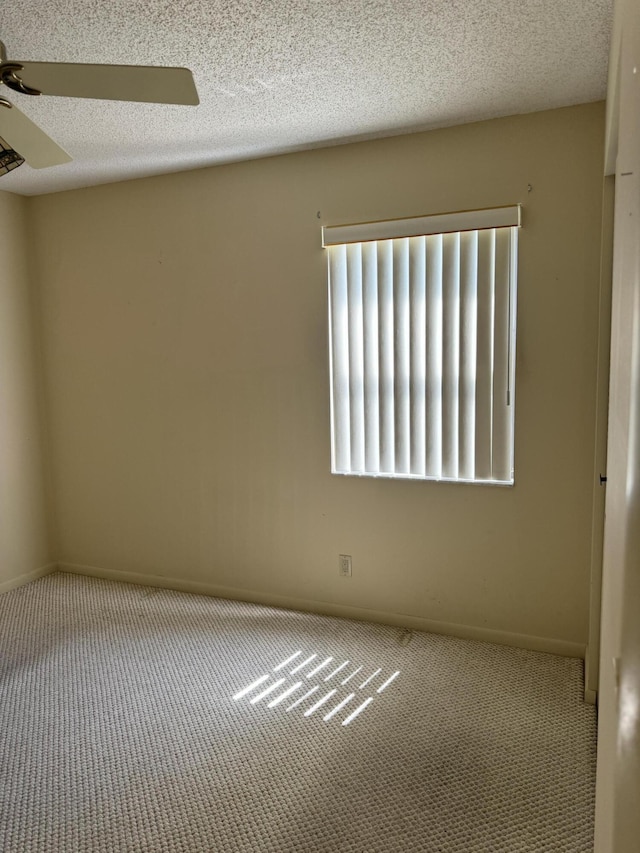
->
0 39 199 173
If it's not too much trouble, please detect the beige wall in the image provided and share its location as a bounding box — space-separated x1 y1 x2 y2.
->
29 102 605 650
0 191 52 590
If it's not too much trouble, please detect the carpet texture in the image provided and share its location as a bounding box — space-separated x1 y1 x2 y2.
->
0 572 596 852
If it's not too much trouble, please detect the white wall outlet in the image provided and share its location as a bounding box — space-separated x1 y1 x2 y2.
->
339 554 352 577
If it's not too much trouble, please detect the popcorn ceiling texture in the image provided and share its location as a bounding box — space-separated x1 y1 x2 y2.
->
0 572 597 852
0 0 612 195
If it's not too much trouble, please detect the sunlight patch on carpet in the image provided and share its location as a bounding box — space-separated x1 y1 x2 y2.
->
231 650 400 726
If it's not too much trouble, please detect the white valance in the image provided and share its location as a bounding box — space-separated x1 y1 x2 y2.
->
322 205 521 247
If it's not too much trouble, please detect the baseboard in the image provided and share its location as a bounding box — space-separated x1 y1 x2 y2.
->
57 561 586 659
583 644 598 704
0 563 57 595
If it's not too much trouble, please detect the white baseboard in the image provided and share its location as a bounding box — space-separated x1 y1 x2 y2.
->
58 561 586 659
583 644 598 704
0 563 57 595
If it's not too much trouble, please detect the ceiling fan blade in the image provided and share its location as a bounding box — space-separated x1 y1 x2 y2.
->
13 61 199 106
0 101 71 168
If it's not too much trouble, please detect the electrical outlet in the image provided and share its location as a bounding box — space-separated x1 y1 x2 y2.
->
339 554 352 577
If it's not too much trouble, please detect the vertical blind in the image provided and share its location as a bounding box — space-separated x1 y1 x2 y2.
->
325 208 519 484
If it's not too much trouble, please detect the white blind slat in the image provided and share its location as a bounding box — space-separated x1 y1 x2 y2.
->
441 232 460 479
329 245 351 472
491 228 513 482
362 242 380 473
378 241 395 473
393 239 411 475
458 230 478 480
409 236 427 476
346 244 365 472
474 229 495 480
425 234 443 479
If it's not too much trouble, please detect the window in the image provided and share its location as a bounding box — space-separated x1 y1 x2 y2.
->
323 206 520 485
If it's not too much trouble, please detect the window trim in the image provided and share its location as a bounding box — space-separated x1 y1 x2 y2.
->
324 208 520 485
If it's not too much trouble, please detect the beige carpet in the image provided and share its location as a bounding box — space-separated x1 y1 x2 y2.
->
0 572 596 852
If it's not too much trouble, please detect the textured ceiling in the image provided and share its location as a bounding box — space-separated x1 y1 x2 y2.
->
1 0 612 196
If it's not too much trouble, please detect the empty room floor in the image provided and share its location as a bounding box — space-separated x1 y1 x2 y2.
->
0 573 596 852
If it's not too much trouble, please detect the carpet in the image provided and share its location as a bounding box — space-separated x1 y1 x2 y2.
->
0 572 596 852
